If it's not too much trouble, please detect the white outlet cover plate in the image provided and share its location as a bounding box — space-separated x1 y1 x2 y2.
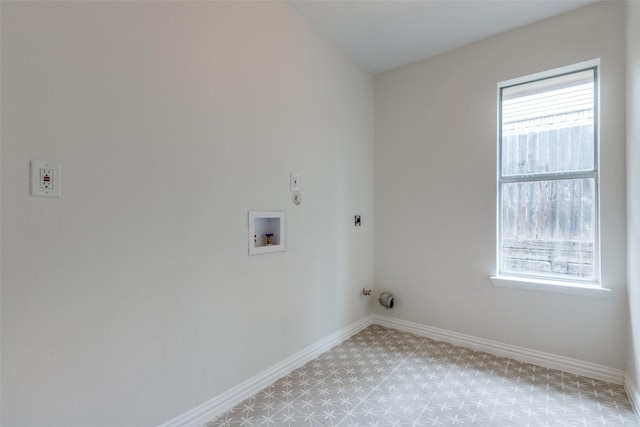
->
31 160 61 197
290 172 300 191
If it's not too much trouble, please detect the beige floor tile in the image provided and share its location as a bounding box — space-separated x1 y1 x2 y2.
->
205 326 638 427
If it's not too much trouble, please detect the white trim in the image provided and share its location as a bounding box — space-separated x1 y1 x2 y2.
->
490 275 611 298
499 59 600 88
496 59 603 288
625 373 640 422
159 315 373 427
372 314 624 385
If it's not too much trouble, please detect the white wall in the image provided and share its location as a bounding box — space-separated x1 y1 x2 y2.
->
0 2 374 426
626 0 640 392
375 1 627 370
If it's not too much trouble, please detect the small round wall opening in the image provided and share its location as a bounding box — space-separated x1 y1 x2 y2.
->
379 292 394 309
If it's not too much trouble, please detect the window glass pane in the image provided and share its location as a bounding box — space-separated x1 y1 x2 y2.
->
501 70 594 176
500 178 595 281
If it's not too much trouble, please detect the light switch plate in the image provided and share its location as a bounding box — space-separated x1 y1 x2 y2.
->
31 160 61 197
290 173 300 191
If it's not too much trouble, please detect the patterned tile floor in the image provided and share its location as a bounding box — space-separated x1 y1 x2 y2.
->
206 325 638 426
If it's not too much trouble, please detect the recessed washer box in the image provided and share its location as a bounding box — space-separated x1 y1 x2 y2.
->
248 210 285 255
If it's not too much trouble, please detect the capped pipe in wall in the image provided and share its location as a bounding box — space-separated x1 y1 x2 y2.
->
379 292 394 309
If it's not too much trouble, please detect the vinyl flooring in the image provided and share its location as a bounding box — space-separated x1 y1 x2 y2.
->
206 325 637 426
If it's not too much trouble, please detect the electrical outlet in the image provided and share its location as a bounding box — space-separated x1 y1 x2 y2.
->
31 160 61 197
40 169 54 189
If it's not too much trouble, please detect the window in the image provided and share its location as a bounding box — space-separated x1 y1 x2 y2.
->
497 62 599 286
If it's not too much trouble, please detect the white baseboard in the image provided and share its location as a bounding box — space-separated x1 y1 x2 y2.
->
625 373 640 421
159 315 374 427
161 313 627 427
372 314 625 385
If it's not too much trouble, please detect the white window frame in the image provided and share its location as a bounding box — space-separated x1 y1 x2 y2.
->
490 60 610 298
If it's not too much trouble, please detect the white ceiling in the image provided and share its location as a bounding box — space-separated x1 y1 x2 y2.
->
285 0 599 74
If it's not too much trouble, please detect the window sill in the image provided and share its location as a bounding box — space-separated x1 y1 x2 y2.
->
490 275 611 298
